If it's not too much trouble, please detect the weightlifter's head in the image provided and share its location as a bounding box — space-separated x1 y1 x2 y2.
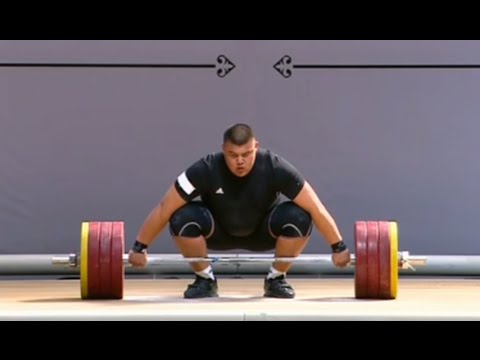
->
222 123 259 177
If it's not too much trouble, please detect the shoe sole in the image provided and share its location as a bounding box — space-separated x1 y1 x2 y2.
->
184 293 219 299
263 292 295 299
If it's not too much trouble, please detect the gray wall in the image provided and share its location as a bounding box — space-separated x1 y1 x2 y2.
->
1 40 479 256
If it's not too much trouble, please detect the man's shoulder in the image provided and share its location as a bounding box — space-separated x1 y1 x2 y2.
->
200 151 223 165
258 147 284 164
188 152 223 171
259 148 301 174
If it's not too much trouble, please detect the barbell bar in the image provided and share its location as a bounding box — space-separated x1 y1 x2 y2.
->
52 252 426 268
50 220 426 301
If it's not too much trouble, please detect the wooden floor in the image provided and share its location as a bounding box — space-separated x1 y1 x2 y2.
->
1 277 480 320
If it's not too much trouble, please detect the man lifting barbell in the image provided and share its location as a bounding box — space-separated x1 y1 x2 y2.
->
128 123 351 299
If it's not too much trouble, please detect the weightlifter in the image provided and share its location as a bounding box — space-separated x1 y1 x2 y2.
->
128 123 351 299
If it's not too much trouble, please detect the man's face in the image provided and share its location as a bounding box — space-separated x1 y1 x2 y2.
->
222 138 259 177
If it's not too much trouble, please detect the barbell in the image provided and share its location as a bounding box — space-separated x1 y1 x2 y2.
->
51 220 426 300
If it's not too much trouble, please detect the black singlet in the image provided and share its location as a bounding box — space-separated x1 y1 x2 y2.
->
174 148 305 237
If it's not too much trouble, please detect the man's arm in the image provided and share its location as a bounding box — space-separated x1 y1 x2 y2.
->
135 184 187 246
292 181 343 246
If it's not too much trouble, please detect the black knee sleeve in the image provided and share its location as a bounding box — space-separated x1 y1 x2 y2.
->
169 203 213 238
269 202 313 238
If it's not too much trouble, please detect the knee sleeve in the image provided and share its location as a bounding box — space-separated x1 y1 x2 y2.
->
169 203 214 238
269 202 313 238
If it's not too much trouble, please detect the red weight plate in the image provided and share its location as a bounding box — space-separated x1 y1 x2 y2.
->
86 222 124 299
354 221 368 298
378 221 393 299
110 222 125 299
366 221 380 298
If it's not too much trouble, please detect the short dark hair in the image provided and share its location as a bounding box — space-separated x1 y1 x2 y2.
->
223 123 255 145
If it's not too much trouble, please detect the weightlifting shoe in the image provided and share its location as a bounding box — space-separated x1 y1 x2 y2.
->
184 275 219 299
264 275 295 299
